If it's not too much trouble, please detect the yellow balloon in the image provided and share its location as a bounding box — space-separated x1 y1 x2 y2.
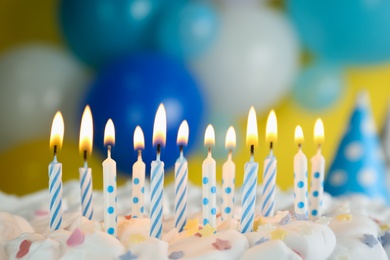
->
0 0 63 54
0 138 127 195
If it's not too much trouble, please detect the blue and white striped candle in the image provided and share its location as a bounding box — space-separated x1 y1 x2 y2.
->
240 107 259 233
132 126 145 218
49 111 64 231
150 104 166 239
174 120 189 232
309 119 325 220
102 119 117 236
261 110 277 217
222 126 236 221
294 125 308 218
79 105 94 220
202 124 217 228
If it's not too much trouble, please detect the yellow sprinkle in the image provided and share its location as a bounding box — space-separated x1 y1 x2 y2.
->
380 224 390 231
270 228 287 240
129 233 147 243
199 224 216 237
336 214 352 222
253 216 265 232
184 219 199 231
185 227 199 237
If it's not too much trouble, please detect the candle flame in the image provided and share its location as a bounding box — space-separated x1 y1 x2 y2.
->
104 119 115 146
225 126 236 150
246 106 258 146
133 126 144 150
266 110 277 143
314 118 324 145
50 111 64 150
204 124 215 147
153 103 166 147
79 105 93 155
177 120 189 146
294 125 304 144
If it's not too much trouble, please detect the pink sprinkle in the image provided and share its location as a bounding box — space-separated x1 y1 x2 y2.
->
195 233 202 237
66 228 85 247
292 249 304 259
35 210 49 216
125 215 132 220
16 240 32 258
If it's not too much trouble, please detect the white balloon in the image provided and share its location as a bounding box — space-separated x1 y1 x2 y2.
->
189 4 299 116
0 44 90 151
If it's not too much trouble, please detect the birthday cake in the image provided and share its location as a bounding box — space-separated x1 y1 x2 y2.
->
0 180 390 260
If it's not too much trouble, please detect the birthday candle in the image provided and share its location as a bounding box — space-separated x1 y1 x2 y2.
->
102 119 117 236
240 107 259 233
174 120 189 232
132 126 145 218
150 104 166 239
309 119 325 219
222 126 236 221
79 106 94 220
49 111 64 230
261 110 277 217
202 124 217 228
294 125 308 218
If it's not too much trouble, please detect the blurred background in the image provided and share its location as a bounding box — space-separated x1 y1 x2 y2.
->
1 0 390 196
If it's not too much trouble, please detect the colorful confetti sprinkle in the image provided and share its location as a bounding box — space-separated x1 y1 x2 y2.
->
212 238 231 250
66 228 85 247
16 240 32 259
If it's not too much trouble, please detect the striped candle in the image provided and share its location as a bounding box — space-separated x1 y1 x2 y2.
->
294 125 308 218
261 152 277 217
80 163 94 220
49 156 62 230
150 155 164 238
49 111 64 231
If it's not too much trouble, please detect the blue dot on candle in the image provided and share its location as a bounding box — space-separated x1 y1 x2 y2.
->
313 191 319 197
224 207 231 214
116 217 118 223
312 209 318 216
297 181 304 188
134 178 140 185
297 202 304 209
107 227 115 234
314 172 320 178
141 206 144 213
133 197 139 204
108 207 114 214
211 208 216 215
225 187 232 194
202 177 209 184
141 187 145 193
203 218 209 225
107 185 114 193
202 198 209 205
115 196 118 202
211 186 216 194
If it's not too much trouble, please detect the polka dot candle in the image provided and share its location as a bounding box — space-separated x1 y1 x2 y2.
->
102 119 117 236
293 125 308 218
132 126 145 219
222 126 236 221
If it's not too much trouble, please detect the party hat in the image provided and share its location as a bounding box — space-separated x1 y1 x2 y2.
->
324 91 390 204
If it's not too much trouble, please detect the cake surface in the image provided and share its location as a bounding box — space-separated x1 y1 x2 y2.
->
1 180 390 259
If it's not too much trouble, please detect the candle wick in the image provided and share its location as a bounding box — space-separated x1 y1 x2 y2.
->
53 145 57 157
157 144 161 160
228 150 232 160
107 145 111 158
250 144 254 156
138 149 142 160
83 150 88 164
208 147 212 157
317 144 322 154
180 145 184 158
270 142 273 150
298 143 302 149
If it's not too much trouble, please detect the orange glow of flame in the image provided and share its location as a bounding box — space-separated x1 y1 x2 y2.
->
314 118 324 145
295 125 304 144
246 106 258 146
104 119 115 146
177 120 189 146
133 126 144 150
79 105 93 155
204 124 215 147
266 110 277 143
225 126 236 150
50 111 64 150
152 103 166 147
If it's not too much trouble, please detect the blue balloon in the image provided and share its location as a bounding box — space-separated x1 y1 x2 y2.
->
59 0 166 66
293 63 345 111
287 0 390 63
82 54 206 175
155 1 218 58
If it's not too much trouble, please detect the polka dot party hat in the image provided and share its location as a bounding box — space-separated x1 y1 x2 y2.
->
324 91 390 204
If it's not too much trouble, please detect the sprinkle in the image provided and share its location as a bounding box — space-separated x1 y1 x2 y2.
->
169 251 184 259
184 219 199 230
199 224 216 237
119 250 138 260
212 238 231 250
270 228 287 240
315 216 332 225
295 213 308 221
66 228 85 247
279 213 291 225
129 234 147 243
380 232 390 247
362 234 378 248
34 210 49 216
336 214 352 222
253 217 265 231
254 237 269 245
380 224 390 231
125 215 132 220
16 240 32 258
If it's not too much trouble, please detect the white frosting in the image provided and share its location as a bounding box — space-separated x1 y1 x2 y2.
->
241 240 301 260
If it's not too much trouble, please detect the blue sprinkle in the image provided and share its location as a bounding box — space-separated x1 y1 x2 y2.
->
297 181 304 188
202 177 209 185
297 202 304 209
203 218 209 225
211 208 217 215
313 191 319 197
314 172 320 178
134 178 140 185
133 197 139 204
202 198 209 205
224 207 231 214
225 187 232 194
211 186 216 194
141 206 144 213
312 209 318 216
108 207 114 214
107 227 115 235
107 185 114 193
